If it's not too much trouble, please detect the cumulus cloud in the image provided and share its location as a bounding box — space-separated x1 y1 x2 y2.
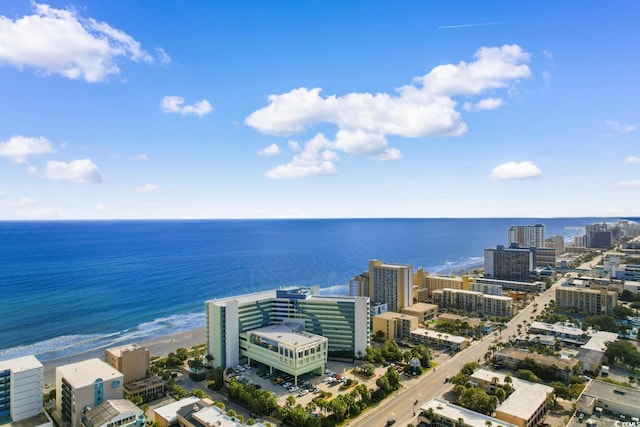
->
617 180 640 188
246 44 531 178
0 135 56 163
19 197 34 206
0 3 168 82
489 161 542 180
135 153 148 161
606 120 635 133
463 97 504 111
265 134 338 179
160 96 213 117
258 144 281 156
624 156 640 164
137 184 159 192
28 159 102 183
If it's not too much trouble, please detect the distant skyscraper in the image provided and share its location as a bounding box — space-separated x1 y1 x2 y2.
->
508 224 545 248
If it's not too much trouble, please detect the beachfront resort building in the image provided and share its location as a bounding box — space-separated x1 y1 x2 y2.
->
484 245 531 280
0 355 51 427
205 286 369 375
508 224 545 248
55 359 124 427
555 286 617 316
368 260 412 312
104 344 164 403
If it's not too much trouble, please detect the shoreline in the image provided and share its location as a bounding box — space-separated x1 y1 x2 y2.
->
42 327 206 389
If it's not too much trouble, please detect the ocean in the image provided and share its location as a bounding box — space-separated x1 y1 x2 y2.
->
0 217 626 362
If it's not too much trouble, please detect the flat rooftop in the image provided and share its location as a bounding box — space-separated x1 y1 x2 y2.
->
402 303 438 312
56 358 122 387
420 398 517 427
0 355 42 372
497 348 578 369
580 379 640 410
410 328 467 344
105 343 147 357
249 323 326 347
154 396 200 421
471 369 553 421
530 321 583 336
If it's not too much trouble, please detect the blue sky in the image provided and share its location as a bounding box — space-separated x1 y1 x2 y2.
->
0 1 638 219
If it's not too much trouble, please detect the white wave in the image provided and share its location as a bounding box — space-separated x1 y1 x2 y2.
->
0 312 205 362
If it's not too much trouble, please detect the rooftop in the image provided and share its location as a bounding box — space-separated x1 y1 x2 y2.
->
0 355 42 372
83 399 142 427
154 397 201 421
496 348 579 370
105 344 147 357
401 302 438 312
56 358 122 387
471 369 553 421
530 321 583 336
374 311 418 321
249 323 326 348
580 380 640 412
410 328 468 344
581 331 618 352
420 398 517 427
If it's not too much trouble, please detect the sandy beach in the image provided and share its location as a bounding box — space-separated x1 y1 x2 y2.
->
42 327 206 389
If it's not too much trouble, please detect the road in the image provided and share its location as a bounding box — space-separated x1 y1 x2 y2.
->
349 253 603 427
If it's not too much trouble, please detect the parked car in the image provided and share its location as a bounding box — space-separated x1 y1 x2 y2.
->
386 419 396 426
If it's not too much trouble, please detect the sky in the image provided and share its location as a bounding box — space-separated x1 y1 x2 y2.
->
0 1 639 220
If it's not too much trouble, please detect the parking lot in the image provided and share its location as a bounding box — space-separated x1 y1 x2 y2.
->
226 359 418 408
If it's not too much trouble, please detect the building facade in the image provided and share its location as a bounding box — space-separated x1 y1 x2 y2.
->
508 224 545 248
431 288 516 317
56 359 124 427
555 286 618 316
205 287 369 369
0 355 46 423
372 312 419 341
368 260 412 312
400 303 439 324
104 345 149 384
484 245 531 280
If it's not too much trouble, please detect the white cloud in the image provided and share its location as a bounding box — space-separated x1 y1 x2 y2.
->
606 120 635 133
247 44 531 178
0 135 56 163
0 3 167 82
95 204 111 211
624 156 640 164
617 180 640 188
489 161 542 180
135 153 148 161
542 50 554 60
28 158 102 183
258 144 281 156
20 207 58 219
265 134 337 179
463 97 504 111
137 184 159 192
19 197 34 206
160 96 213 117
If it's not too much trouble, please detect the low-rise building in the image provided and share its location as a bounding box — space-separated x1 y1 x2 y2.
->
372 312 419 341
418 398 518 427
80 399 144 427
577 380 640 419
242 322 327 385
494 348 579 381
400 303 438 324
470 369 553 427
528 321 586 344
176 399 266 427
409 328 470 351
153 397 200 427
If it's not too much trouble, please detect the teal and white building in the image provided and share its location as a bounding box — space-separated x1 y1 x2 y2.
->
205 286 369 372
0 355 51 427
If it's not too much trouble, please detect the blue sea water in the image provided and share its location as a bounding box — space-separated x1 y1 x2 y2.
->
0 217 629 362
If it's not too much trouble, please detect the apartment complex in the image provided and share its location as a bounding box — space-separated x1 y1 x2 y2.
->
104 344 164 403
431 288 516 317
0 355 49 426
372 311 419 341
368 260 412 312
55 359 124 427
555 286 618 316
409 328 470 351
508 224 545 248
545 235 565 255
400 303 438 323
205 286 369 370
484 245 531 280
471 277 546 294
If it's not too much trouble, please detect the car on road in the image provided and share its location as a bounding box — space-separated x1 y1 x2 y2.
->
386 419 396 426
444 376 450 383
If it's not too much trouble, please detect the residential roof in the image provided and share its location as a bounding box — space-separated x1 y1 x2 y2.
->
83 399 141 427
249 323 327 348
576 348 604 365
530 321 583 336
470 369 553 422
56 358 122 387
401 302 438 313
410 328 467 344
496 348 578 370
580 380 640 413
581 331 618 352
0 355 42 372
154 397 201 422
420 398 518 427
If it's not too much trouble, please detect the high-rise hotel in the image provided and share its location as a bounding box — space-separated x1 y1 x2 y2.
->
205 286 369 375
508 224 545 248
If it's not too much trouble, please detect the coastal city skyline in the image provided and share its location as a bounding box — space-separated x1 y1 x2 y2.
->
1 1 639 220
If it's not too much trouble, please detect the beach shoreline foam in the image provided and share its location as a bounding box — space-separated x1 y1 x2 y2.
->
42 327 205 389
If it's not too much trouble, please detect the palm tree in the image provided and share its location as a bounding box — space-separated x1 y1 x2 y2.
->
485 420 493 427
458 417 465 427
